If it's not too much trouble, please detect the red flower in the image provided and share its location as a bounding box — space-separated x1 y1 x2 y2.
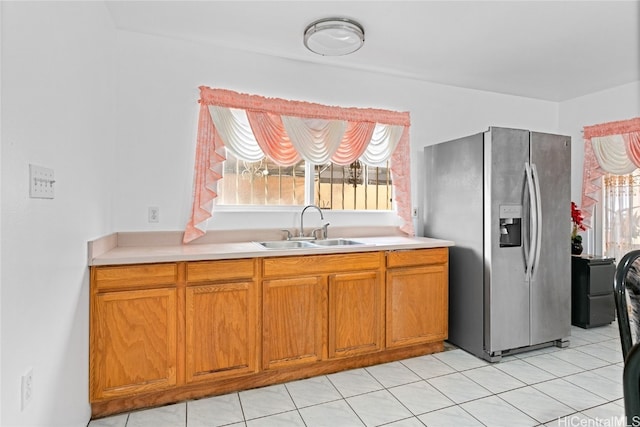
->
571 202 586 238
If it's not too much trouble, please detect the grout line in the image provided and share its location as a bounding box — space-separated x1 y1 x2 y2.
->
236 391 248 425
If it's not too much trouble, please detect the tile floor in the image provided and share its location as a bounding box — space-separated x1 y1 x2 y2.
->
88 322 626 427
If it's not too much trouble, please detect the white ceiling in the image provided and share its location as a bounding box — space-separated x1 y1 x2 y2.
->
105 1 640 102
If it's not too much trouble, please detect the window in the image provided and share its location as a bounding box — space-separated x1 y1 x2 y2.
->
603 170 640 259
218 150 392 210
581 117 640 258
219 152 306 206
313 160 392 210
184 87 413 243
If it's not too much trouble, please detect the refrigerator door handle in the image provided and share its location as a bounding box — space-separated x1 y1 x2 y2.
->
531 163 543 275
524 162 537 277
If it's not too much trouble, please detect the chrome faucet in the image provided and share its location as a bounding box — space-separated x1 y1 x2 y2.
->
300 204 324 238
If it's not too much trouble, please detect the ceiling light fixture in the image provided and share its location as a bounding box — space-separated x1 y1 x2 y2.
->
303 18 365 56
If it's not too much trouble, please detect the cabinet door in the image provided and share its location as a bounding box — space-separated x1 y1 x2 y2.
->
329 271 384 358
90 288 177 400
263 276 326 369
185 281 258 383
386 265 448 348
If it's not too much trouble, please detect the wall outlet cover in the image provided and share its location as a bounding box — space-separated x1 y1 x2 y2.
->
148 206 159 223
21 368 33 410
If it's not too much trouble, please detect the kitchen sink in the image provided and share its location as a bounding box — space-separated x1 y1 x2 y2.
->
256 240 317 249
310 238 363 246
256 238 364 249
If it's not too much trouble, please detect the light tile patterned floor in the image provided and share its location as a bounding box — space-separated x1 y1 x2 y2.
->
88 322 626 427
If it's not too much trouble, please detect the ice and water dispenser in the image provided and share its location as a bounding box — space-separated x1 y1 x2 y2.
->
499 205 522 247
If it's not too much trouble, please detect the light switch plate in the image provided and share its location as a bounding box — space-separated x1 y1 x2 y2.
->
29 164 55 199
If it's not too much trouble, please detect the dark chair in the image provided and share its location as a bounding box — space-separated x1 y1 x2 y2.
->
613 249 640 423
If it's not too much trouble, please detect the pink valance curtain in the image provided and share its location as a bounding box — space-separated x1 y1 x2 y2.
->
184 87 413 243
581 117 640 226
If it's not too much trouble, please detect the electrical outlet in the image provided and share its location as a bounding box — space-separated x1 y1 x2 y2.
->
21 368 33 410
29 164 55 199
412 207 418 218
148 207 159 223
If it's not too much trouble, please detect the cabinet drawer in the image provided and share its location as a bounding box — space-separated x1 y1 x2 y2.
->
588 263 616 295
263 252 382 277
93 264 177 291
586 293 615 327
187 259 256 283
387 248 448 268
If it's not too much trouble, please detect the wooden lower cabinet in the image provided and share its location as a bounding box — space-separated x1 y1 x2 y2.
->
262 251 384 367
262 275 326 369
90 248 448 418
386 248 449 348
90 264 178 401
329 271 384 358
185 259 259 382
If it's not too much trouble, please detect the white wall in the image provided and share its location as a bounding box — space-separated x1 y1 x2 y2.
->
559 81 640 254
1 2 115 427
114 30 559 236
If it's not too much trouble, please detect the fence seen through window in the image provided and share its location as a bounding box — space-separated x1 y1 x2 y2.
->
218 150 392 210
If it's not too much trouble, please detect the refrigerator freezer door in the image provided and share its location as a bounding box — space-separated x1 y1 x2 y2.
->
424 133 486 357
485 128 531 356
529 132 572 346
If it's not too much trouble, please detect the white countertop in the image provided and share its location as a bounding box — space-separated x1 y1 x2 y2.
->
88 228 454 266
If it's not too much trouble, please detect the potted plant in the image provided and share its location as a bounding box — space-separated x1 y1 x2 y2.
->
571 202 587 255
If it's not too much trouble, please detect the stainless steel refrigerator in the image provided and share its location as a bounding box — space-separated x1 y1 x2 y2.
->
424 127 571 362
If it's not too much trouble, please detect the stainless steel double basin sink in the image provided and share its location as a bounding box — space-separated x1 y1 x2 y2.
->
256 238 365 250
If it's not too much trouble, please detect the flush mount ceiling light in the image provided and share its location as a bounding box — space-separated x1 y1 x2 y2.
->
303 18 365 56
